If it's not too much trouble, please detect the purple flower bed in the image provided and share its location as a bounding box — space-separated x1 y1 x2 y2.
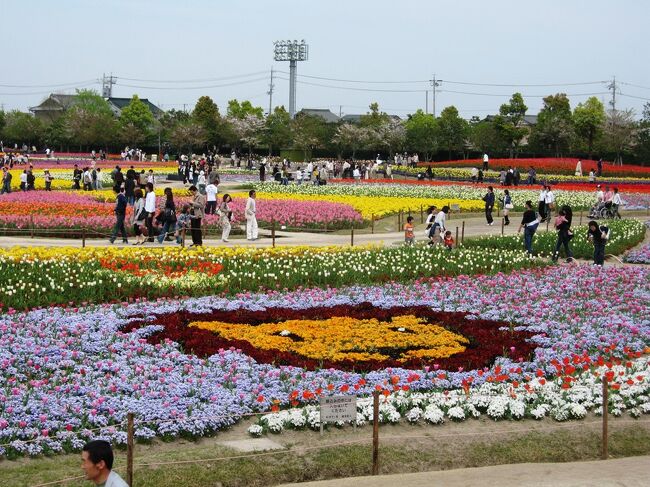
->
0 265 649 457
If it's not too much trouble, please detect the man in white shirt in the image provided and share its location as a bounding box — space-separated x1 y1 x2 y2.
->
305 162 313 182
538 186 547 222
483 153 489 170
295 167 303 185
81 440 129 487
245 190 258 240
205 182 218 214
144 183 156 242
611 187 622 219
544 186 555 221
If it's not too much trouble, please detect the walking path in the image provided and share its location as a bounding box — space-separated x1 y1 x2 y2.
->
278 455 650 487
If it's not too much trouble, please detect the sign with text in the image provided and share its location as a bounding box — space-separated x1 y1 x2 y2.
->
319 395 357 423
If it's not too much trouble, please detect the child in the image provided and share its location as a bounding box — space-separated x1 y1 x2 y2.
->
443 230 454 251
175 204 192 244
587 220 609 266
404 216 415 245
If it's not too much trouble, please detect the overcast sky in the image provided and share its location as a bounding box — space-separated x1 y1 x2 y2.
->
2 0 649 119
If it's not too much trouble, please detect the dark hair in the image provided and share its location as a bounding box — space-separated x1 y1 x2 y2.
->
82 440 114 470
146 182 154 191
407 216 413 223
223 193 232 203
249 189 256 197
487 186 493 192
134 188 143 199
504 189 510 195
441 205 450 213
164 187 173 201
525 200 533 209
614 187 618 193
188 185 197 192
588 220 598 228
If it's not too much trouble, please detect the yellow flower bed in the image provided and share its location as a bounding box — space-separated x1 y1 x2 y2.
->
190 315 468 362
232 192 483 219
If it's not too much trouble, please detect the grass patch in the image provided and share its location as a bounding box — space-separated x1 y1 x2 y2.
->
2 425 649 487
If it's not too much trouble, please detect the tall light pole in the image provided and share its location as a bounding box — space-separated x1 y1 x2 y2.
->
274 40 309 118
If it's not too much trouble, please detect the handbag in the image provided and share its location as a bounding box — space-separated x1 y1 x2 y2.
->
505 203 514 209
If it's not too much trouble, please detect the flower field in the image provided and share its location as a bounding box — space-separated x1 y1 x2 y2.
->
0 244 543 310
0 264 648 458
419 158 650 178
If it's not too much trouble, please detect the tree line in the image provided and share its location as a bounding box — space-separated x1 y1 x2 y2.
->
1 90 649 164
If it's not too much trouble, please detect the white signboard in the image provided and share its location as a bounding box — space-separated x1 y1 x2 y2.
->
320 395 357 423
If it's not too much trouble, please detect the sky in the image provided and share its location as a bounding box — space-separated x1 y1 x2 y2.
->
2 0 649 119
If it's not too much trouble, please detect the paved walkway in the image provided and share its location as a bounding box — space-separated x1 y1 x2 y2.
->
278 455 650 487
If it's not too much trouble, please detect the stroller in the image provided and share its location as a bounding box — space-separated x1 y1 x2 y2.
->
588 202 616 219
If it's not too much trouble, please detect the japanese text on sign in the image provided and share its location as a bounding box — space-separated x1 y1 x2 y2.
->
320 395 357 423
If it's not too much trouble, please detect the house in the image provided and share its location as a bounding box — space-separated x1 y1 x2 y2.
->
341 114 402 124
296 108 340 123
30 94 163 122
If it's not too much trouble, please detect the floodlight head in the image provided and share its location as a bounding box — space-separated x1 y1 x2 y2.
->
273 39 309 62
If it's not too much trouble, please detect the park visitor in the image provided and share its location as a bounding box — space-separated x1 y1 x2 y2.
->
81 440 129 487
245 189 258 241
544 185 555 221
44 170 53 191
144 183 156 243
518 200 539 255
175 204 191 244
611 188 622 219
220 193 233 242
109 186 128 245
483 186 495 225
188 185 206 247
157 188 177 244
552 207 574 263
1 167 12 194
500 189 513 225
429 205 448 244
124 174 136 206
205 181 218 214
131 189 146 245
587 220 610 266
443 230 454 251
403 216 415 245
483 152 489 170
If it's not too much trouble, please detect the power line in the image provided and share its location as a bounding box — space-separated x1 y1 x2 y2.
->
619 81 650 91
275 76 425 93
0 79 98 88
0 81 98 96
116 76 270 90
116 71 268 84
440 89 610 98
275 70 429 84
618 92 650 101
440 80 607 87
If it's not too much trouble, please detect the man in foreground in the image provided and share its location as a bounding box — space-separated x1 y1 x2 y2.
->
81 440 129 487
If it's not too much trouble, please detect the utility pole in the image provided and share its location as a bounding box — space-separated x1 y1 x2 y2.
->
274 40 309 118
607 76 617 113
339 105 342 118
267 67 275 116
425 91 429 114
430 74 441 117
101 73 116 98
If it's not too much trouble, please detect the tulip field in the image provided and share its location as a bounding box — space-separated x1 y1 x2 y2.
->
0 157 649 469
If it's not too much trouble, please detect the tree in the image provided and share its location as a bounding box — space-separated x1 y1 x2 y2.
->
65 89 117 149
359 102 390 130
468 119 503 155
603 108 636 165
0 110 5 140
292 115 329 160
119 95 155 147
529 93 573 156
635 102 650 165
573 96 606 160
228 114 265 156
45 116 70 150
227 99 264 119
168 120 207 154
405 110 438 160
263 106 292 155
437 106 469 159
2 111 44 146
493 92 528 158
377 118 406 156
192 96 221 148
333 123 371 159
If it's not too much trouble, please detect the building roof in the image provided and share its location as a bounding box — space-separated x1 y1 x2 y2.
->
30 94 163 118
341 114 402 124
297 108 340 123
107 97 163 117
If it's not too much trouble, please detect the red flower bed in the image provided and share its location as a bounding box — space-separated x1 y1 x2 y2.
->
124 303 536 372
418 158 650 177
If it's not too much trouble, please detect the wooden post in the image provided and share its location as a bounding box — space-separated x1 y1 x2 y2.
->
455 226 459 248
501 218 505 236
181 228 186 248
127 412 134 487
82 227 86 248
396 212 401 232
420 205 424 224
372 391 380 475
546 218 550 232
350 227 354 246
272 220 276 248
30 213 34 239
579 210 583 226
371 215 375 234
602 377 608 460
408 207 411 217
461 221 465 244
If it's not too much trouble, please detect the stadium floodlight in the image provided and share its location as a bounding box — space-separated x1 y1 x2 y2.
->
273 40 309 118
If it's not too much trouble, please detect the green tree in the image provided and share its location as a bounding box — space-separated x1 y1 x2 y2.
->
45 116 70 150
529 93 573 156
0 110 6 140
359 102 390 130
119 95 155 147
573 96 606 160
65 89 117 149
292 114 330 160
333 123 371 159
437 106 469 159
263 106 293 155
493 92 528 158
469 119 503 155
227 99 264 119
229 115 265 156
192 96 222 148
3 111 44 146
405 110 438 160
